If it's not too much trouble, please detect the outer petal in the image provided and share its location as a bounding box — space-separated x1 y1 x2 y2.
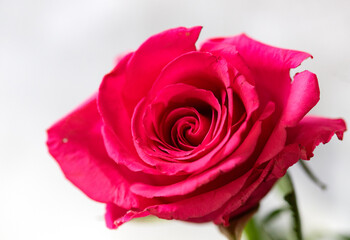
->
146 169 252 221
255 70 320 165
281 70 320 126
98 53 161 175
200 34 311 108
268 144 301 180
98 52 134 151
47 95 141 208
105 203 150 229
146 160 274 222
213 164 275 226
122 26 202 113
286 116 346 160
201 34 311 71
97 53 163 173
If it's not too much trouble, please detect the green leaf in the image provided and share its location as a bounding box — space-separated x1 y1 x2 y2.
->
277 173 303 240
299 160 326 190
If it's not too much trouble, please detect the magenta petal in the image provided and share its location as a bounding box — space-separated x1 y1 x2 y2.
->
98 53 152 173
105 203 150 229
105 204 127 229
122 26 202 111
268 144 301 180
147 51 231 97
146 169 253 220
200 40 255 84
182 162 274 225
287 116 347 159
98 52 134 151
282 71 320 126
146 161 274 222
47 95 140 207
254 70 320 164
201 34 311 109
231 73 259 120
98 53 162 175
212 161 275 225
201 34 311 72
101 126 159 174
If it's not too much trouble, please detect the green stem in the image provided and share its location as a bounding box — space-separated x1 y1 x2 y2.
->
278 172 303 240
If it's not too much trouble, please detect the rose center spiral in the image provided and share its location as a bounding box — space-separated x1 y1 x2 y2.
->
164 107 211 150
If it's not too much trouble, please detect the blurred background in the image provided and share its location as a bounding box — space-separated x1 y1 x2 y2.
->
0 0 349 239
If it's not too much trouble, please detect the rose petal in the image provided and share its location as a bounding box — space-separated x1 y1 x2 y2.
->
211 161 275 225
146 169 252 220
255 70 320 165
219 145 301 225
98 53 161 175
267 144 301 180
47 95 140 208
215 176 275 226
231 73 259 120
147 51 231 98
281 70 320 126
201 33 311 74
122 26 202 114
286 116 347 159
98 52 134 151
201 34 311 108
200 41 254 85
146 160 273 222
217 101 275 159
101 127 156 175
105 203 150 229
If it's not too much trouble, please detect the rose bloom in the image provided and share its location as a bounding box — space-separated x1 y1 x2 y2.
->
47 27 346 228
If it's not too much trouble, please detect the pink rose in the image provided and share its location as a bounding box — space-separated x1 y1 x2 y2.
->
47 27 346 228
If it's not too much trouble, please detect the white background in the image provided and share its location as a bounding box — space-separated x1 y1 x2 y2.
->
0 0 349 239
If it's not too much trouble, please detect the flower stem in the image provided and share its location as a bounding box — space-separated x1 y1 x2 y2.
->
277 172 303 240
